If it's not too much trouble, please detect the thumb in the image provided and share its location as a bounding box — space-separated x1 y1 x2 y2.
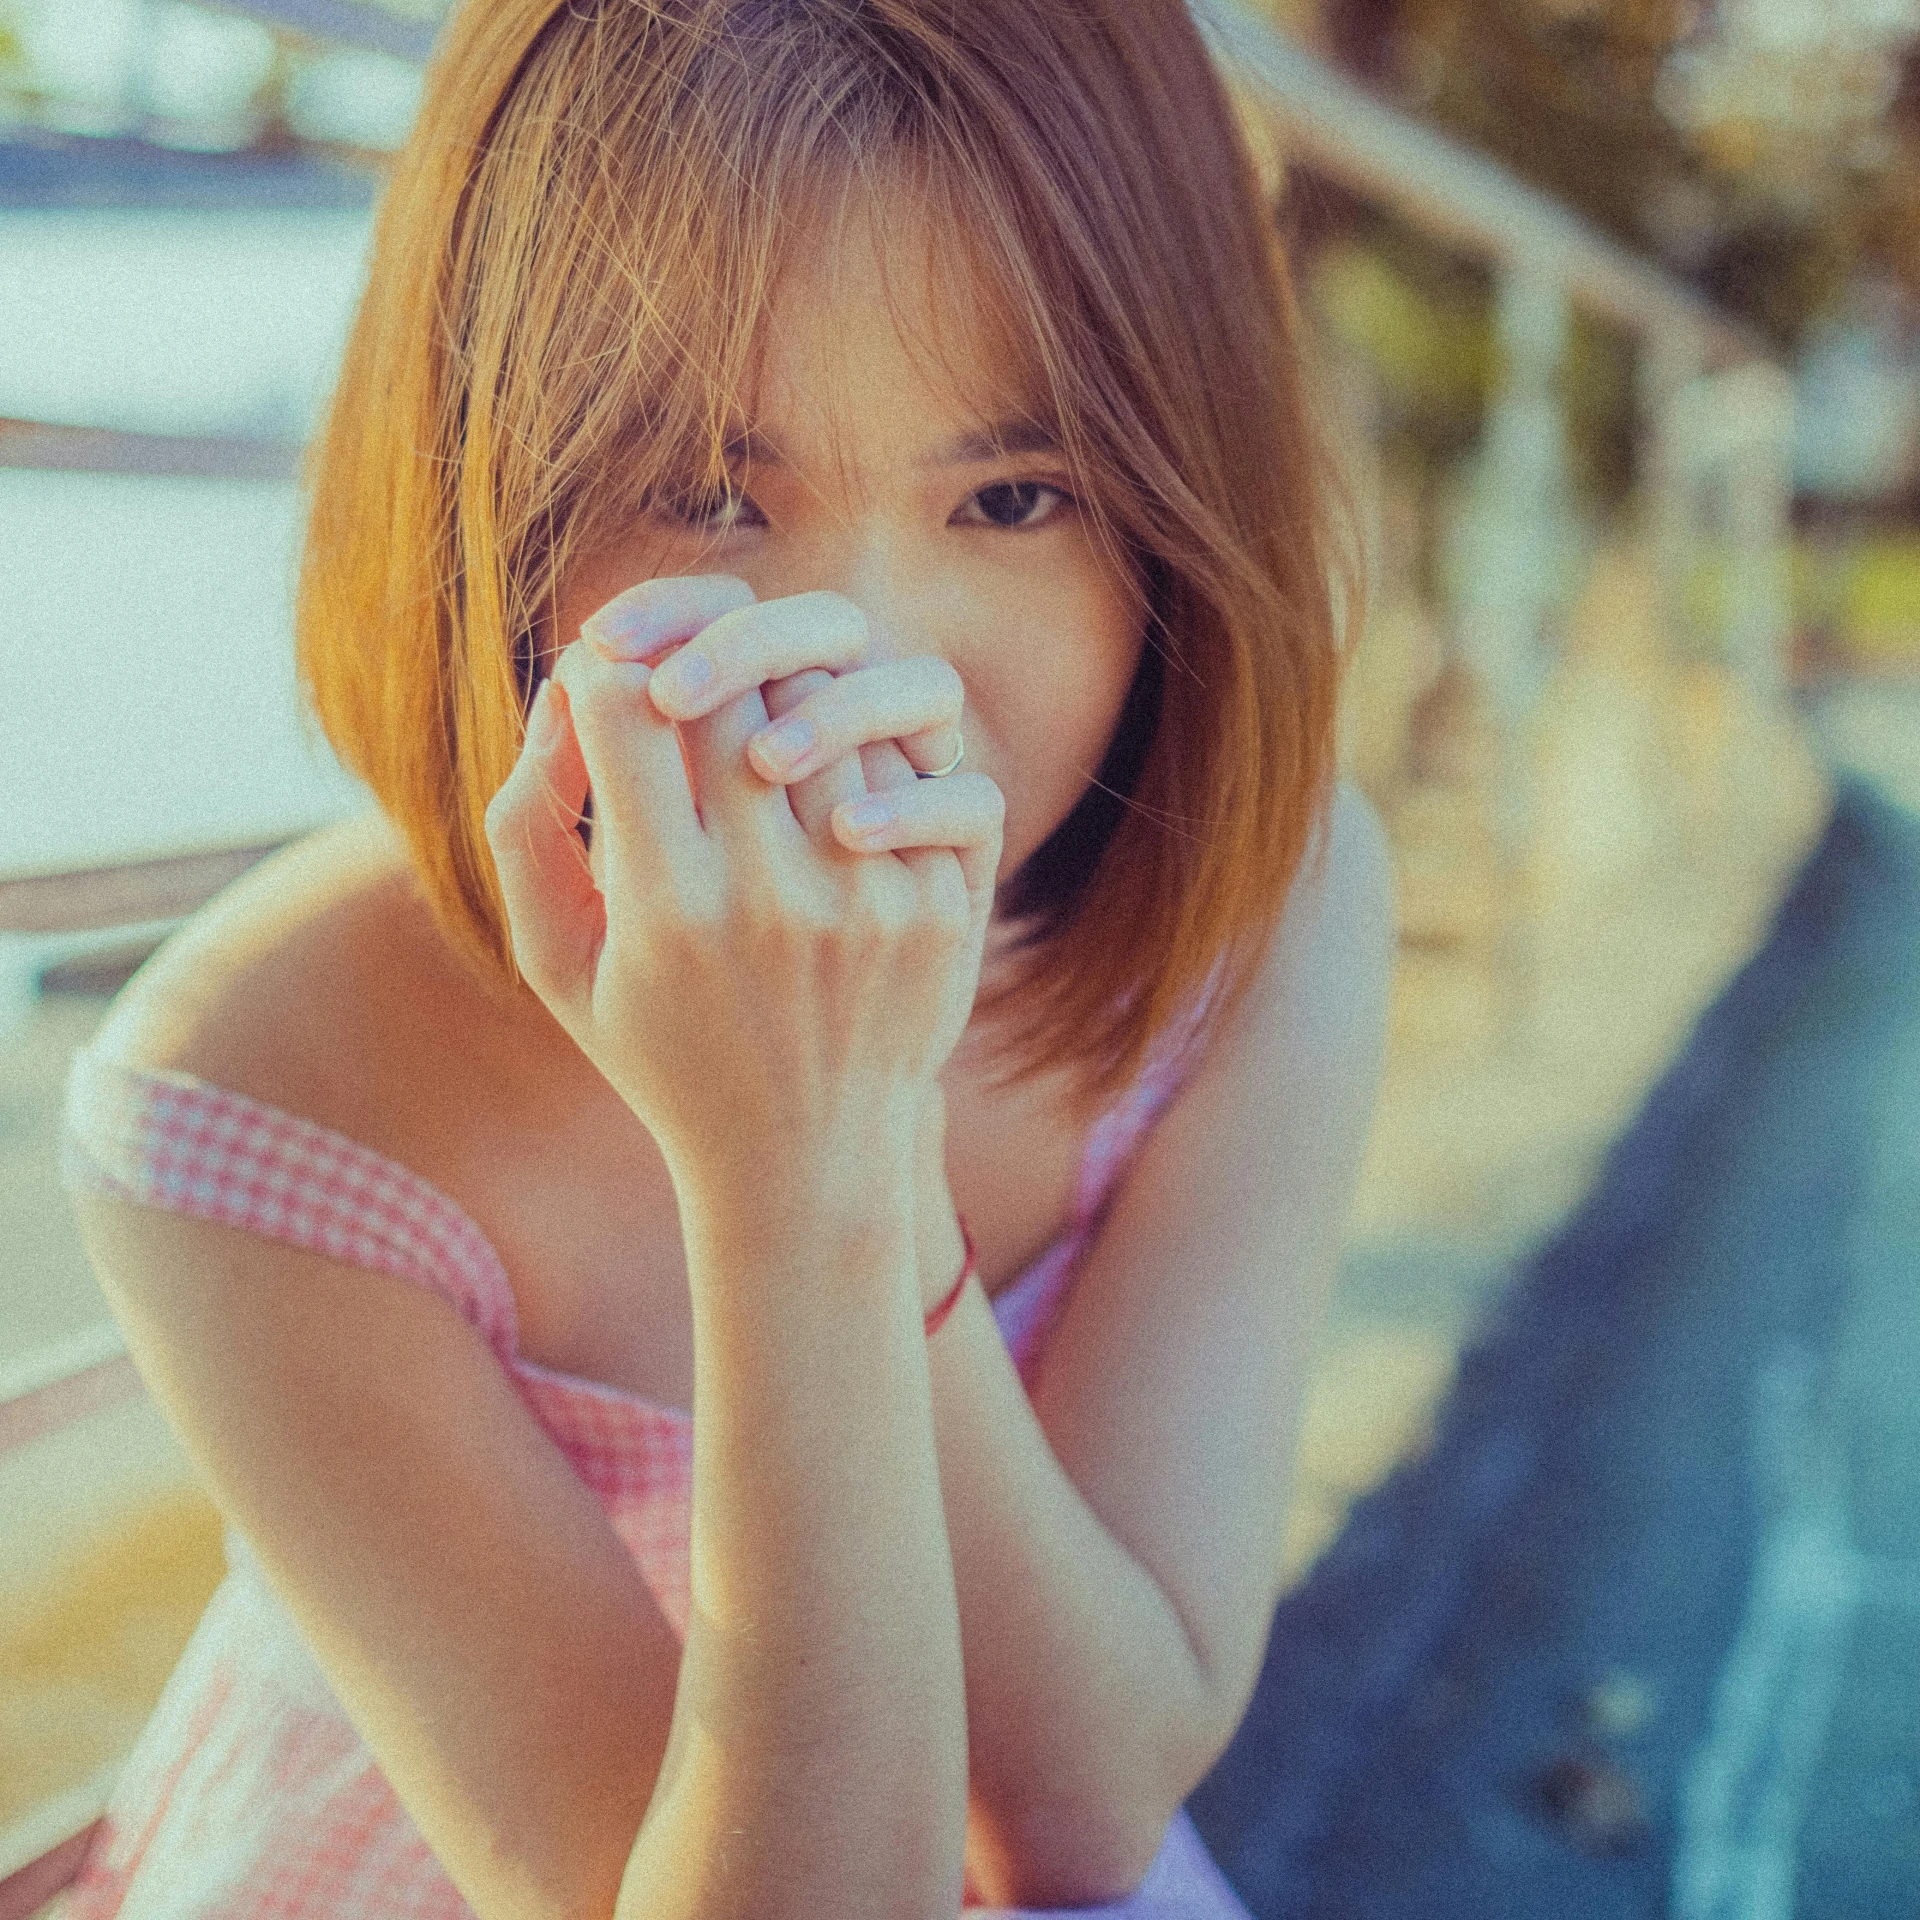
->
483 677 606 1011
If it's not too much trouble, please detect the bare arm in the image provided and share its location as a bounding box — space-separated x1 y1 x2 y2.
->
614 1140 967 1919
907 1099 1217 1906
75 1150 963 1920
914 781 1395 1906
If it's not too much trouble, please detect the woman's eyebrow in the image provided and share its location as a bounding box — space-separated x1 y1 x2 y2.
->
719 419 1061 470
923 420 1062 466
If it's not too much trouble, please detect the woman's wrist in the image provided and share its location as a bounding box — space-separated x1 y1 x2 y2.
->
676 1126 919 1286
912 1100 970 1320
923 1217 974 1336
914 1080 949 1164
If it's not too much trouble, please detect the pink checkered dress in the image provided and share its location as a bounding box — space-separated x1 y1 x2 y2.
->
52 1002 1250 1918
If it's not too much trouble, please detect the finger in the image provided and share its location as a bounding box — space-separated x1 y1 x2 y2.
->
551 638 707 875
835 766 1005 904
764 669 869 845
645 589 869 722
580 573 757 661
856 737 943 886
674 678 798 864
744 656 965 788
860 735 920 797
482 678 604 1009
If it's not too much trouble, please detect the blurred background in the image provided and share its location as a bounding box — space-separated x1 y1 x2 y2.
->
1 1 1915 1912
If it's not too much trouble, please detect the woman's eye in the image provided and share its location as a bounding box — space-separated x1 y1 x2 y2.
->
963 480 1072 531
649 478 1071 533
652 483 763 532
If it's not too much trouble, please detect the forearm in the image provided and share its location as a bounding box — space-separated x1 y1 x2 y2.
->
618 1139 968 1920
911 1109 1216 1906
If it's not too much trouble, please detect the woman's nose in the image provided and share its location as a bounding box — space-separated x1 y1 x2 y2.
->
779 537 943 669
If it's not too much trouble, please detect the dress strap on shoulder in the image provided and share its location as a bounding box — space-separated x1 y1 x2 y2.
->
1069 958 1228 1230
60 1048 521 1362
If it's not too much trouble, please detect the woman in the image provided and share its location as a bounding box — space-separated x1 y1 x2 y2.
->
56 1 1392 1912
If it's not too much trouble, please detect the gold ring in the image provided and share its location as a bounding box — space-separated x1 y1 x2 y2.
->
916 732 965 780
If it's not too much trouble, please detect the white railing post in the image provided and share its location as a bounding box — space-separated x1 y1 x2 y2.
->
1435 261 1577 1020
1639 316 1713 660
1456 261 1576 746
1669 363 1799 707
1721 363 1798 711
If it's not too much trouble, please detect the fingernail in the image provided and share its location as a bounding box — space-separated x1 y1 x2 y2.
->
528 678 560 747
752 716 814 773
652 649 713 711
582 605 661 657
842 796 893 836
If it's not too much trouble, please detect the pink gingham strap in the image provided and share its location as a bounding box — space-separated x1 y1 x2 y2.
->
60 1051 519 1362
1068 966 1225 1229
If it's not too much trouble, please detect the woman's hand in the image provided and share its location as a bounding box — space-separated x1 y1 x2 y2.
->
482 574 1003 1196
611 577 999 1083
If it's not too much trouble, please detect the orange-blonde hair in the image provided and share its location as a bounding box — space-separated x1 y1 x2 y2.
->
297 0 1356 1117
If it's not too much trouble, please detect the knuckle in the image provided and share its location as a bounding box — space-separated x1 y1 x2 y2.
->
802 676 854 731
596 572 753 634
565 656 649 736
870 875 921 941
550 644 594 715
742 877 812 936
600 577 680 626
550 634 590 691
694 602 757 676
903 895 952 951
791 893 842 942
840 871 892 940
799 590 868 658
765 666 834 718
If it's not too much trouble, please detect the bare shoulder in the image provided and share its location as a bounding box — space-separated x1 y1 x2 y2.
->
77 809 684 1398
87 808 527 1159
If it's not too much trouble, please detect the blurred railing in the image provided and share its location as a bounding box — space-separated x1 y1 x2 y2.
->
0 417 301 484
0 1327 140 1465
0 838 298 1035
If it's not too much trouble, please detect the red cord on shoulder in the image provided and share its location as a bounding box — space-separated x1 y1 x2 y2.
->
923 1213 976 1337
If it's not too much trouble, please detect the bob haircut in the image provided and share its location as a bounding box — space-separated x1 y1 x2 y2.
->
298 0 1356 1118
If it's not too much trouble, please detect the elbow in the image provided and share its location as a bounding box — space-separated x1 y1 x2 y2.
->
970 1635 1241 1907
969 1725 1220 1908
1039 1696 1244 1903
970 1805 1173 1911
1071 1809 1184 1907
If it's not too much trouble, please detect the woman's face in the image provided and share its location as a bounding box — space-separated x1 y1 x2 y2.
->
547 192 1148 931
